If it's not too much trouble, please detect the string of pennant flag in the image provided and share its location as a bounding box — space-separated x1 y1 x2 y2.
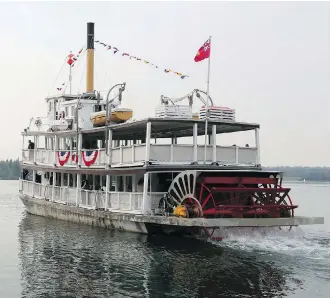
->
94 40 189 79
56 48 84 91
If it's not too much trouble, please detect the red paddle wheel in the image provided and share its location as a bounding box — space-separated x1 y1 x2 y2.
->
167 171 298 219
195 175 297 219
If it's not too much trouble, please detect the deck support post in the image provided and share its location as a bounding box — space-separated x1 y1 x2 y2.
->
33 136 37 163
69 137 73 164
105 175 110 210
22 136 25 161
255 128 261 166
76 174 81 206
51 172 56 202
145 122 151 165
32 170 36 195
132 175 136 192
53 136 58 166
92 175 96 190
193 123 198 162
107 129 112 167
77 133 82 167
212 125 217 163
142 173 150 214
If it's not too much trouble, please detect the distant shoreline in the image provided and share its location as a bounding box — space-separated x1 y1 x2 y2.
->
0 160 329 182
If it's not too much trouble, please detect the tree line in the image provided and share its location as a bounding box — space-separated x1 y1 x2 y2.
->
264 166 330 182
0 159 329 182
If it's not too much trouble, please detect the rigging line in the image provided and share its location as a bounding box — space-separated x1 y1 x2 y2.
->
69 44 86 79
95 41 188 78
47 55 68 97
77 49 88 94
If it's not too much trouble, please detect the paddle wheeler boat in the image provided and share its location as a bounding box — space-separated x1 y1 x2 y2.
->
19 22 323 240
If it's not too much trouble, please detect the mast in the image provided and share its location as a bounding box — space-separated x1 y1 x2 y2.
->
86 22 94 93
203 36 212 164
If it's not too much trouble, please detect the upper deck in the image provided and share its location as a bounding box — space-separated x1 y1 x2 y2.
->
21 117 261 171
22 117 259 137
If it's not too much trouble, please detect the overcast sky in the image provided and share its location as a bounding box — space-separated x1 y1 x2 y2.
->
0 1 329 166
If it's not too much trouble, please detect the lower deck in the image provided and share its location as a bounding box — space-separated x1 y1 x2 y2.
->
19 167 301 219
19 166 325 234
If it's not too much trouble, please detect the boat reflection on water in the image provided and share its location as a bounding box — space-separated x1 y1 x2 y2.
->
18 213 300 298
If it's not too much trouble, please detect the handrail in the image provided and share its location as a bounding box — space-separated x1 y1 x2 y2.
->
21 144 258 166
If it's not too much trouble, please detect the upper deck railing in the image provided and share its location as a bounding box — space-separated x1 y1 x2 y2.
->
21 144 258 168
21 118 261 168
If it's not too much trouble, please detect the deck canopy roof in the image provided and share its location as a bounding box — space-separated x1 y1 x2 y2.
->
22 117 260 139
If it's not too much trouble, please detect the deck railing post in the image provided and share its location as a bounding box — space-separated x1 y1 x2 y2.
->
107 129 112 167
53 135 58 166
142 173 150 214
193 123 198 162
69 137 73 165
105 175 110 209
77 133 82 167
22 135 25 162
76 174 81 206
51 172 56 202
145 122 151 165
33 136 37 163
32 170 36 195
212 124 217 162
131 145 135 163
129 193 133 211
235 147 239 164
255 128 261 166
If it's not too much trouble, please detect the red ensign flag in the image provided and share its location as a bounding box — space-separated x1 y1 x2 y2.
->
194 38 211 62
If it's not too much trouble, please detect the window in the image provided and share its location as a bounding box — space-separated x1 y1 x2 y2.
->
93 105 102 112
71 106 74 117
65 107 68 117
48 102 52 112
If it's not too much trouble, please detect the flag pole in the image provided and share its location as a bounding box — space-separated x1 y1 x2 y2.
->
69 64 72 95
204 36 211 164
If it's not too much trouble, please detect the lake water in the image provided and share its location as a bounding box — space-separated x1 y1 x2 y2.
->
0 180 329 297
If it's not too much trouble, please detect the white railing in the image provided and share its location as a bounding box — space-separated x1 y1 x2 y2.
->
21 144 258 167
106 192 143 211
19 180 155 214
111 144 146 165
148 192 164 210
35 149 54 164
20 180 51 200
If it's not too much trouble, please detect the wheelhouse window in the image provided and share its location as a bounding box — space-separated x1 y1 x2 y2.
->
93 104 103 112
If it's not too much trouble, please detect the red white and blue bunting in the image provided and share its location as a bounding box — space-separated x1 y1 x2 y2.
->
71 153 79 164
94 40 189 80
57 150 99 167
57 151 70 166
82 150 99 167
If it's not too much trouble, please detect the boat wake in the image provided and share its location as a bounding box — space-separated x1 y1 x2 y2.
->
211 227 330 262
